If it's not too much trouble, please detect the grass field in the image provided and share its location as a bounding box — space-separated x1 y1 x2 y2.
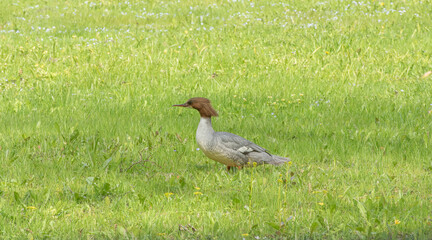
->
1 0 432 238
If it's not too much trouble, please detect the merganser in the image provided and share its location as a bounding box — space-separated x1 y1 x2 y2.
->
173 97 291 170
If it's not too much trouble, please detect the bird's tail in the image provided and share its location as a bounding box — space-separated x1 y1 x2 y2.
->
269 155 291 166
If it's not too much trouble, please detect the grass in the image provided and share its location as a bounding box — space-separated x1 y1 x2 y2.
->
1 0 432 238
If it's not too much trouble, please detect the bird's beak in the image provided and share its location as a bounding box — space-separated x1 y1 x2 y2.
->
173 103 188 107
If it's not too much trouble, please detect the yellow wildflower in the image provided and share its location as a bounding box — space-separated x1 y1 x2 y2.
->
164 192 174 198
194 192 203 195
318 202 324 206
395 219 401 225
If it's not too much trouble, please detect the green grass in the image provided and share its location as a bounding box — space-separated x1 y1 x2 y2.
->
1 0 432 238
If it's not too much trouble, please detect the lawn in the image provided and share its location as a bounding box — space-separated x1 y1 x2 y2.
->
0 0 432 238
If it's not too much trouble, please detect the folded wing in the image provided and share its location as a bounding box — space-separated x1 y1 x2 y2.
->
216 132 269 154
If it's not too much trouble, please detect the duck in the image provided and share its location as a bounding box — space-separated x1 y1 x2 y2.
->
173 97 291 170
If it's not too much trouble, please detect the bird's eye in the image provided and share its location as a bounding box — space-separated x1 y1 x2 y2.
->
187 101 192 105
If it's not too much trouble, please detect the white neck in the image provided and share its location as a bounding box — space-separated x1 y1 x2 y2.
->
196 117 215 148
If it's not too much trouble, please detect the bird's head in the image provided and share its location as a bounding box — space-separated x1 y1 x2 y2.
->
173 97 219 118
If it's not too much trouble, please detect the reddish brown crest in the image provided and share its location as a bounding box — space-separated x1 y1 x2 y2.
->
173 97 219 118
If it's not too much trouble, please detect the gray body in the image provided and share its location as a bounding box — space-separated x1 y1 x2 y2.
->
196 117 290 167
